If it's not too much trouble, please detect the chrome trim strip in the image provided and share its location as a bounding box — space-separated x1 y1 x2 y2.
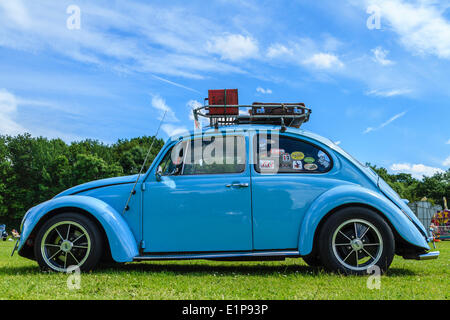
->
134 250 300 261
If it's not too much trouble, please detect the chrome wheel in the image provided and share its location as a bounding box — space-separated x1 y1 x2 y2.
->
40 221 91 272
332 219 383 271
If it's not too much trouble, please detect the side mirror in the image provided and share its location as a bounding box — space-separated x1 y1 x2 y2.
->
155 166 163 182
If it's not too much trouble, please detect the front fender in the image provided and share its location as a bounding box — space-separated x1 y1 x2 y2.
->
19 195 138 262
298 185 429 256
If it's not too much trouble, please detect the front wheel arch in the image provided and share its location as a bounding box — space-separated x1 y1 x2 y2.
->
21 207 111 262
33 212 104 272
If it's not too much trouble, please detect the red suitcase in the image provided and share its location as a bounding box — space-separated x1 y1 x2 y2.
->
207 89 239 115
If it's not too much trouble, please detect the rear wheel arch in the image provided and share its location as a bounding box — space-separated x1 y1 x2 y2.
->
308 203 402 257
317 206 395 274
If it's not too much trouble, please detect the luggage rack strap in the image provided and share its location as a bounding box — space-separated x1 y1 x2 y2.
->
193 104 312 129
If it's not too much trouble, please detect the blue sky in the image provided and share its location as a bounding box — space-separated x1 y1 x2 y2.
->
0 0 449 178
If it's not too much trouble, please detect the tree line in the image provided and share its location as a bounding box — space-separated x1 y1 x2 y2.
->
369 164 449 207
0 133 164 228
0 134 448 228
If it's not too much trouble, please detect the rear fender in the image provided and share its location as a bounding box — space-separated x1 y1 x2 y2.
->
298 185 429 256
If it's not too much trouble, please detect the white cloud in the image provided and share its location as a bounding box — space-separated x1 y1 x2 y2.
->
0 0 31 28
365 88 412 97
0 88 83 141
390 163 445 179
266 37 344 71
266 44 294 59
187 99 202 121
256 87 272 94
187 100 211 129
0 89 25 135
150 95 178 122
371 46 394 65
334 140 342 145
446 139 450 145
302 53 344 69
0 2 246 80
364 0 450 59
161 124 189 138
151 75 200 94
363 111 407 134
363 127 374 134
443 156 450 167
206 34 259 61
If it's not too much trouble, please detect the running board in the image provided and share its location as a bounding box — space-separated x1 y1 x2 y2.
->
133 250 300 261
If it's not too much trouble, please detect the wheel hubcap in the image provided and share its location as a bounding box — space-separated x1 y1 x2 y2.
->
60 240 73 253
40 221 91 272
350 239 364 251
332 218 383 271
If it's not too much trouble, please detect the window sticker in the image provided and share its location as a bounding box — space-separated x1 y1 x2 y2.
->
282 153 291 162
292 160 303 170
259 138 267 151
270 148 285 156
304 157 315 164
304 163 318 171
291 152 305 160
318 150 330 168
259 159 275 169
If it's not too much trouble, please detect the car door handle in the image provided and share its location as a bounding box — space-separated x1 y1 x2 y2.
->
226 183 249 188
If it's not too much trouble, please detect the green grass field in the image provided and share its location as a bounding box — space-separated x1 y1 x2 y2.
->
0 240 448 300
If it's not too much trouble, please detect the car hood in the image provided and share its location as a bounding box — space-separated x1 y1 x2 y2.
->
54 174 139 198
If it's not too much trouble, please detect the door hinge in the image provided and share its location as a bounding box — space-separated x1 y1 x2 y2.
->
141 183 146 192
140 240 146 249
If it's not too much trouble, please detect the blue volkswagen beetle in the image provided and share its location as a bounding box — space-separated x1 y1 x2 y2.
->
15 99 438 275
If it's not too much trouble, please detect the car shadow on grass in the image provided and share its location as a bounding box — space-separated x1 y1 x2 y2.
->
0 262 416 277
0 265 42 275
97 262 323 276
97 262 417 277
385 268 417 276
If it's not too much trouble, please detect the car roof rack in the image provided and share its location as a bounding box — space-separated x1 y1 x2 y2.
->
192 102 312 131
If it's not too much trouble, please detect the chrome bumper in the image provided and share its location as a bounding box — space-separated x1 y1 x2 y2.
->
418 251 440 260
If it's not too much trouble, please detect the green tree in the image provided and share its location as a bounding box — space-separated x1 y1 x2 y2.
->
72 153 123 185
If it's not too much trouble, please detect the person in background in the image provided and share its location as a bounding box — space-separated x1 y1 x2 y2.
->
11 229 20 239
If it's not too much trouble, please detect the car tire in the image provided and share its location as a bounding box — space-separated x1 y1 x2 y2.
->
318 207 395 275
34 212 103 272
302 251 322 267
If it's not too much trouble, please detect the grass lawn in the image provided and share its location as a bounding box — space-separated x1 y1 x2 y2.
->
0 240 448 300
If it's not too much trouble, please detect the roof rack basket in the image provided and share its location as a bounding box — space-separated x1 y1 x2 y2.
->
193 102 312 130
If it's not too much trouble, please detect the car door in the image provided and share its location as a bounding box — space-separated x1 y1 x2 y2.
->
250 131 339 250
142 133 253 253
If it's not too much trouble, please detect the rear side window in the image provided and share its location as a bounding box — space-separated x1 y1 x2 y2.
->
183 135 246 175
254 134 332 174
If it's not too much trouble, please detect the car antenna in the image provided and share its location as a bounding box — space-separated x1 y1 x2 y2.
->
122 110 167 214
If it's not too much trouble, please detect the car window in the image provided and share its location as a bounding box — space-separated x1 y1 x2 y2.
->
158 142 186 176
183 135 246 175
254 134 332 174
